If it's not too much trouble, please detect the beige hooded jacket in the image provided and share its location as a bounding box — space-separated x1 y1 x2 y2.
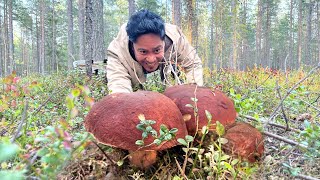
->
106 23 203 94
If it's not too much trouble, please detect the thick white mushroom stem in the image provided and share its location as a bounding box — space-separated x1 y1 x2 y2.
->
128 150 157 169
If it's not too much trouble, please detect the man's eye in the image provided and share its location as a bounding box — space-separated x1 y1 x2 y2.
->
139 50 147 54
154 49 161 54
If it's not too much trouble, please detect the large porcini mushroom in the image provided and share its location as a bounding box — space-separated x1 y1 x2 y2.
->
163 84 237 135
84 91 188 169
222 122 264 163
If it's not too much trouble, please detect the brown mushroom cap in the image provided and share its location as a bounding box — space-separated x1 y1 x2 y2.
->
163 85 237 135
84 91 188 151
222 122 264 163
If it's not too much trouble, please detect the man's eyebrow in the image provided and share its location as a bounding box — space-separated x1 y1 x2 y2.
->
153 45 163 50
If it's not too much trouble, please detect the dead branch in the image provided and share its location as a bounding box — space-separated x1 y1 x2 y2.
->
295 174 320 180
266 63 320 127
275 80 290 130
262 131 307 149
239 114 301 133
11 100 29 143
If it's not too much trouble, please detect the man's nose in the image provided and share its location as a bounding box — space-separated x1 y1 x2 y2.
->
146 55 157 63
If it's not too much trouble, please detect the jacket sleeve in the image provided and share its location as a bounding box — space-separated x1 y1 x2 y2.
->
175 28 203 86
106 51 133 94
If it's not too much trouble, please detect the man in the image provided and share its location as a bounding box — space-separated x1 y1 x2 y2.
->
106 9 203 94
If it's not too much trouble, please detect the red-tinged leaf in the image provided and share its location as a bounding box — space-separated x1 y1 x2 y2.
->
63 141 72 151
63 131 72 141
59 119 70 129
13 77 20 84
10 100 17 108
85 96 95 108
55 127 64 138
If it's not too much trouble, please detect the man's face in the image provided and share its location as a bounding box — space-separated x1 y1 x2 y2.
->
133 33 165 72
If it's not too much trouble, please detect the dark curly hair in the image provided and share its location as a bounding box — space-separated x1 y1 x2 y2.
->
126 9 165 43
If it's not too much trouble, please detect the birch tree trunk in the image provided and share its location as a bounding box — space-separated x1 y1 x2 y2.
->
67 0 74 70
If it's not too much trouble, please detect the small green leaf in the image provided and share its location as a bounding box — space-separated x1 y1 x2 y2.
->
205 110 212 121
218 137 228 144
117 160 124 166
191 97 198 102
150 130 158 137
136 124 145 131
164 134 173 141
0 170 26 180
231 159 239 165
160 124 168 133
37 147 50 156
216 121 225 136
138 114 145 121
185 135 194 143
169 128 178 134
0 143 19 162
142 132 148 139
229 88 235 95
177 138 188 146
135 140 144 146
71 88 81 97
153 139 162 145
146 126 153 132
201 126 208 135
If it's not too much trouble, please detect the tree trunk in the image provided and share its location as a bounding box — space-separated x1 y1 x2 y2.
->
231 0 238 70
8 0 14 73
256 0 262 66
185 0 195 45
240 0 248 70
40 0 45 74
128 0 136 17
67 0 74 70
289 0 294 69
172 0 181 28
264 2 271 68
85 0 93 78
78 0 85 61
317 1 320 63
93 0 105 62
52 0 57 73
0 7 3 77
209 0 214 69
297 0 303 69
4 0 9 75
306 1 314 66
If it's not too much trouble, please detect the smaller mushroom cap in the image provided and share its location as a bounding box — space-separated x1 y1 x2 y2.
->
164 85 237 135
222 122 264 163
85 91 188 151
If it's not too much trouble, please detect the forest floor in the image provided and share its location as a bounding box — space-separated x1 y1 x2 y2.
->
0 66 319 179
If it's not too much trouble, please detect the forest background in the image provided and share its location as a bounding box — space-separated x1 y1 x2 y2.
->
0 0 319 76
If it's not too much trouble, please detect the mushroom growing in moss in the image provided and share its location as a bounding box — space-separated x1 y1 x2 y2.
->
84 91 188 169
163 84 237 135
222 122 264 163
